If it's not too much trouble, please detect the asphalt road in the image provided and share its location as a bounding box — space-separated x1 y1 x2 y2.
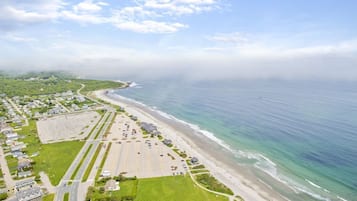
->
55 109 115 201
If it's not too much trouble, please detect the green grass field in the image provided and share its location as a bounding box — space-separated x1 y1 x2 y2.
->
87 175 227 201
42 194 54 201
33 141 84 186
135 176 228 201
87 180 138 200
64 192 69 201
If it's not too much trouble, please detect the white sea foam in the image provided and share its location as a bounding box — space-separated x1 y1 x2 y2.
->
128 82 142 88
306 179 323 189
107 91 339 201
337 196 349 201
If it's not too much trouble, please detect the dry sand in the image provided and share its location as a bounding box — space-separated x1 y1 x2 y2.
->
102 114 187 178
36 111 100 143
95 90 287 201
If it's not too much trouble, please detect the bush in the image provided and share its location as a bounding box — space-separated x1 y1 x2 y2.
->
99 187 105 194
0 193 8 201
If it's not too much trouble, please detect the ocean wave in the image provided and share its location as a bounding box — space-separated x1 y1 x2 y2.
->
128 82 142 88
108 91 341 201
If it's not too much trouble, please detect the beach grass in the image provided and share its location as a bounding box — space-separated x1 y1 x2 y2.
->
195 173 234 195
135 175 228 201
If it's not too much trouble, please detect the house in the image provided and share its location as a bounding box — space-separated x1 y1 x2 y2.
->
18 158 32 171
1 127 13 134
129 115 138 121
11 143 27 152
82 104 89 110
15 187 42 201
76 95 86 102
101 170 111 178
17 171 32 178
190 157 199 164
15 178 35 190
163 139 172 146
140 122 158 133
105 179 120 191
12 151 26 158
6 132 19 139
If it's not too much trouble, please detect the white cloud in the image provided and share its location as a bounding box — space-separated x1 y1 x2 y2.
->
0 0 220 33
2 33 36 42
114 20 187 33
73 0 107 13
143 0 219 15
207 32 249 44
61 10 107 24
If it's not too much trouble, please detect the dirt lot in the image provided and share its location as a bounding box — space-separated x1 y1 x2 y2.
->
36 111 100 143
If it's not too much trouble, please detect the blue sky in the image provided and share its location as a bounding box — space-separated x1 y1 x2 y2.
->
0 0 357 80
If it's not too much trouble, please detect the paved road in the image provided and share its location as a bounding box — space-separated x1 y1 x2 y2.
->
6 97 29 127
55 110 115 201
0 146 15 190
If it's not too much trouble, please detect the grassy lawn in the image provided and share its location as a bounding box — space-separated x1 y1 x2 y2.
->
32 140 84 186
64 192 69 201
42 194 54 201
87 180 138 200
135 176 228 201
5 155 17 175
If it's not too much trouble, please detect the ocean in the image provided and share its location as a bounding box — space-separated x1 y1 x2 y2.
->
113 78 357 201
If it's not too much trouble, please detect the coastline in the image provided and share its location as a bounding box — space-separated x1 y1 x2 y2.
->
94 89 288 201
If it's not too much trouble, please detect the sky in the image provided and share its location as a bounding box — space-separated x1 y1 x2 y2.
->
0 0 357 80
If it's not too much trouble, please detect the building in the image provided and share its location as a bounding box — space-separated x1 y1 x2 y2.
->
140 122 158 133
190 157 199 164
18 159 32 171
163 139 172 146
105 179 120 191
15 187 42 201
17 171 32 178
15 178 35 191
101 170 111 178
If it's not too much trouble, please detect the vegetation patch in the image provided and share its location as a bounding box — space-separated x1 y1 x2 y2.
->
64 192 69 201
135 175 228 201
192 164 205 169
86 179 138 201
33 140 84 186
42 194 55 201
190 169 210 174
173 148 188 158
195 174 234 195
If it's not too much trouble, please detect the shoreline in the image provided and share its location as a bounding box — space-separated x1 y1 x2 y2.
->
94 89 287 201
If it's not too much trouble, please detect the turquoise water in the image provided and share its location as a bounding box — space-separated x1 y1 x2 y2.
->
114 79 357 201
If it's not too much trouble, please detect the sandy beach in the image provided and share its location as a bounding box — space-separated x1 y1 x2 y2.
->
94 90 287 201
